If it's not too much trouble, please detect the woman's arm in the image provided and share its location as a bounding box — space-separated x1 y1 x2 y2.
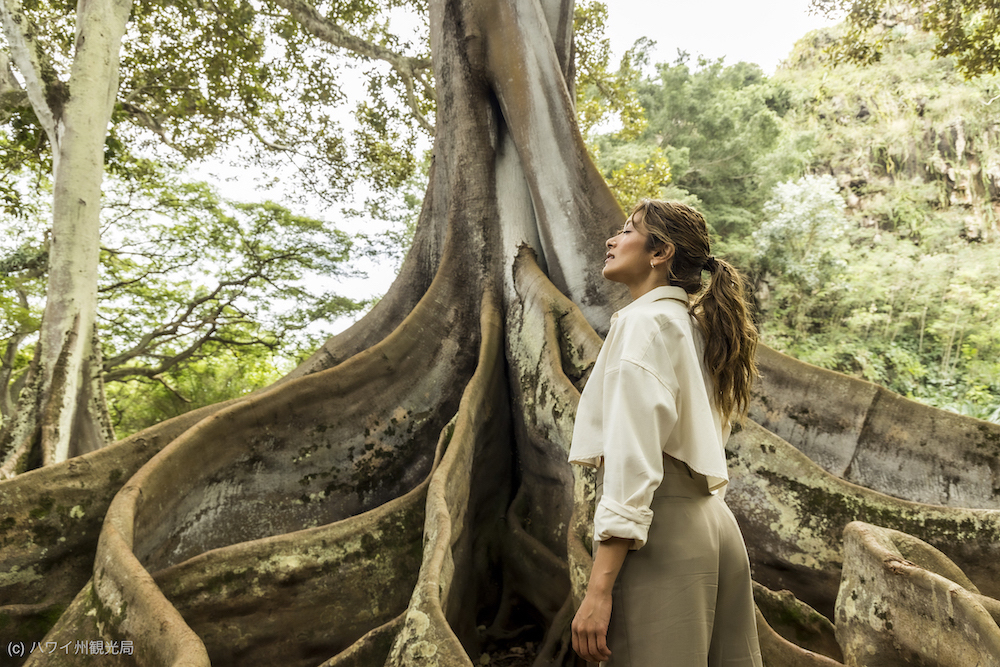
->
571 536 633 662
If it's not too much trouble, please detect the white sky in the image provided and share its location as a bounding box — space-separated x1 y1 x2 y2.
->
604 0 839 74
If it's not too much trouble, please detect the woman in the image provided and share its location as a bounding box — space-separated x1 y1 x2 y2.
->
569 200 762 666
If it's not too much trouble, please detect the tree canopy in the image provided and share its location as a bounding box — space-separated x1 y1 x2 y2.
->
0 0 433 210
810 0 1000 78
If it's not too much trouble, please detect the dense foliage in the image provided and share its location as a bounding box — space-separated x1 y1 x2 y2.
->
810 0 1000 78
761 21 1000 421
587 15 1000 422
588 53 797 265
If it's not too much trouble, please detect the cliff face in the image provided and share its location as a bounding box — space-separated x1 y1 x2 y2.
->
776 18 1000 242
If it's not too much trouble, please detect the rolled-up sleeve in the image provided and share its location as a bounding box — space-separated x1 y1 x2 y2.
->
594 357 679 550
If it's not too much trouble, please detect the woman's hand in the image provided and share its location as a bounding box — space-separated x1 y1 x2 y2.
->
573 537 630 663
572 590 613 663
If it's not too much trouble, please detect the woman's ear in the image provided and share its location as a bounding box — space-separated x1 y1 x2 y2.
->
651 242 675 267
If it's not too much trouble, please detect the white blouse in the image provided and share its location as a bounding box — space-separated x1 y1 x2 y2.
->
568 285 731 550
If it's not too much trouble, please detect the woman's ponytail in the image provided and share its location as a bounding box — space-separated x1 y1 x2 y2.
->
631 200 759 425
693 258 758 424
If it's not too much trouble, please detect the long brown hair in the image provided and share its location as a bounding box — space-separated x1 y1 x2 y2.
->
631 200 758 423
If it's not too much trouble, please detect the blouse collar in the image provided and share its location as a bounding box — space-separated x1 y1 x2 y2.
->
611 285 690 323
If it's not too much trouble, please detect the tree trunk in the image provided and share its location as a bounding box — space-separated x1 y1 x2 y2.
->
1 0 1000 666
0 0 127 477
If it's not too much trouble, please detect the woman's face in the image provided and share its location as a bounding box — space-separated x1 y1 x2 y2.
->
603 210 656 286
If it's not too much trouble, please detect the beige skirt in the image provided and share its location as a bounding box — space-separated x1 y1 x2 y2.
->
596 456 762 667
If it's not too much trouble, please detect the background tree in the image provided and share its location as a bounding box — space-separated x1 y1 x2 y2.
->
752 174 851 332
588 54 792 261
0 169 366 440
0 0 132 473
572 2 673 210
754 175 851 291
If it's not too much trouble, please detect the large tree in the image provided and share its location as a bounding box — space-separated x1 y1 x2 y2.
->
2 1 1000 666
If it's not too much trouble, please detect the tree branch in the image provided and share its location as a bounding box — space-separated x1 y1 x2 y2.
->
101 275 256 371
104 323 220 382
229 110 294 151
273 0 429 71
150 373 191 403
119 101 186 152
0 0 60 140
400 68 435 134
0 48 28 120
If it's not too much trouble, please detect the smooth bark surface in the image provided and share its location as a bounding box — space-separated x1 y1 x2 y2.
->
751 345 1000 509
1 0 999 665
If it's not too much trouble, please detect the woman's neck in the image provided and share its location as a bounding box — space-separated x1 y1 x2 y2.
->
626 277 669 301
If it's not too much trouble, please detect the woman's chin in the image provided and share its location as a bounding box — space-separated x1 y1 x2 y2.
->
602 267 623 284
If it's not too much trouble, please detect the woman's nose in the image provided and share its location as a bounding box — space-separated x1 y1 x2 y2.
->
606 236 615 248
